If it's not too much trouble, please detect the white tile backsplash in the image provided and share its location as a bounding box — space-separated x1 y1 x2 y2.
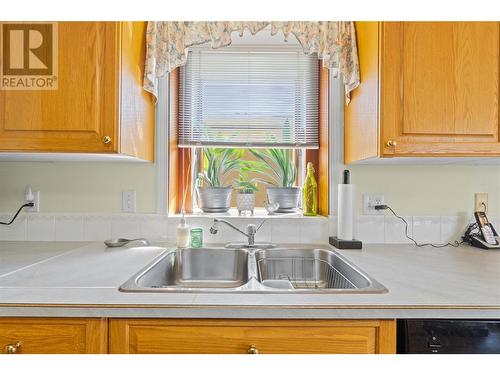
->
271 219 300 244
27 214 55 241
384 215 413 244
441 215 468 243
254 220 272 243
166 217 179 240
111 215 143 239
187 217 220 245
412 216 441 244
328 216 337 237
356 215 384 243
140 215 169 241
0 212 473 245
0 214 27 240
299 217 328 244
84 215 112 241
55 215 85 241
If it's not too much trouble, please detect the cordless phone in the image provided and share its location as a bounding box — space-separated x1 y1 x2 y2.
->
466 211 500 249
474 211 497 245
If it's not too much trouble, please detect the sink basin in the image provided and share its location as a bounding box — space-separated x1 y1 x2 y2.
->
120 248 250 291
119 246 387 294
254 248 387 293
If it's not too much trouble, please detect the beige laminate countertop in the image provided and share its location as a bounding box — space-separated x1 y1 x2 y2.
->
0 241 499 319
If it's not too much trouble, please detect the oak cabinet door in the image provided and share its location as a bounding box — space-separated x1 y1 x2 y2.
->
381 22 500 156
0 22 119 153
0 318 107 354
109 319 396 354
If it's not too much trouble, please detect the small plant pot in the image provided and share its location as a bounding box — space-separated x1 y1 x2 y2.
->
237 192 255 216
266 187 300 212
197 187 232 213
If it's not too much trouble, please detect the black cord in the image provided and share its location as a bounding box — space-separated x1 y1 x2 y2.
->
374 204 463 248
0 203 34 226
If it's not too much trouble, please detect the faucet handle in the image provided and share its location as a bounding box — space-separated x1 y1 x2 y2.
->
246 224 257 235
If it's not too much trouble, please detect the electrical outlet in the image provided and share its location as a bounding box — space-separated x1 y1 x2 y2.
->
25 185 40 212
26 191 40 212
474 192 488 213
122 190 136 213
363 194 385 215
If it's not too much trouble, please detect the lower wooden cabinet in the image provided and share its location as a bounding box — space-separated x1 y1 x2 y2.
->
109 319 396 354
0 318 107 354
0 317 396 354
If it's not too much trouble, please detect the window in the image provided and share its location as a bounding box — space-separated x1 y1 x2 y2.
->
168 40 329 215
179 49 319 148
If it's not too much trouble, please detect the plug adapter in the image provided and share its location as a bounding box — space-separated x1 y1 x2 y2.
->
25 185 40 212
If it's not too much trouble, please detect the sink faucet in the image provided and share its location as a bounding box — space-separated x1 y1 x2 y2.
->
209 218 266 247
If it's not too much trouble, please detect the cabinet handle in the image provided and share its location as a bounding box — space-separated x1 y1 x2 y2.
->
386 140 397 147
5 342 22 354
247 345 259 354
102 135 112 144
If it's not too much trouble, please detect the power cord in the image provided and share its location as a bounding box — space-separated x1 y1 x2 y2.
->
0 202 34 226
374 204 463 248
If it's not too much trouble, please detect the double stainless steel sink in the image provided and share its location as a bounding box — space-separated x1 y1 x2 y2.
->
120 246 387 294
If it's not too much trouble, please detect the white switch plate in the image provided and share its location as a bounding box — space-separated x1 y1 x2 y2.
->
122 191 136 213
363 193 385 215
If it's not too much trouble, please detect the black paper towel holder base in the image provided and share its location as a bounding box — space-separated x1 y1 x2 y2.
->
329 236 363 250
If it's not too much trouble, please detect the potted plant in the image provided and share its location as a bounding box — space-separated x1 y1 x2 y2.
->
196 148 242 213
249 149 299 212
233 168 260 216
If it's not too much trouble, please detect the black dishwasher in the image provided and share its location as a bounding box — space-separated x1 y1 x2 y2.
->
397 320 500 354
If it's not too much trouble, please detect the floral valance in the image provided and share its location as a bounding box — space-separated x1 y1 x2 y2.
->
144 21 360 103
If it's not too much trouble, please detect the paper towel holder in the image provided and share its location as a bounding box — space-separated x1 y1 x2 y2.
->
329 236 362 250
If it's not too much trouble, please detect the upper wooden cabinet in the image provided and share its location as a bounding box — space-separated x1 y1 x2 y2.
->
0 22 154 161
345 22 500 163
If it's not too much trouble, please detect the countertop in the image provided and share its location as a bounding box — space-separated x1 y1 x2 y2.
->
0 240 499 319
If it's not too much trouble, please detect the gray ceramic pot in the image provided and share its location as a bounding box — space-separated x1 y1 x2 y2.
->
236 192 255 215
266 187 301 212
197 187 232 213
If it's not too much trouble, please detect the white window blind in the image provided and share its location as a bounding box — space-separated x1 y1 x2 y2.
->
179 49 319 148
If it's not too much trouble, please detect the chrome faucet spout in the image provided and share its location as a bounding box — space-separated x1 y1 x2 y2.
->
211 218 249 238
210 218 267 247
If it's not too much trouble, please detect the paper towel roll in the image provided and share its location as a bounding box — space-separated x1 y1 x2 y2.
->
337 184 354 240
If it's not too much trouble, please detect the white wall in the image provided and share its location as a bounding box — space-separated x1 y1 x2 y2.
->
1 161 500 217
1 57 500 217
0 162 156 213
350 164 500 216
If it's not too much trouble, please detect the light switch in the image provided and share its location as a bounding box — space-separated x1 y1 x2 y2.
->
122 190 136 213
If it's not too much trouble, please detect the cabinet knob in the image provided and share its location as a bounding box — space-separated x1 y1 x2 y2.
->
102 135 112 144
247 344 259 354
386 140 397 147
5 341 22 354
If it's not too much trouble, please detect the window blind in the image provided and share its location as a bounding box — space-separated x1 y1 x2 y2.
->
178 49 319 148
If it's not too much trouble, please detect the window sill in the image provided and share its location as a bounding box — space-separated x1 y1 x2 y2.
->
168 208 327 220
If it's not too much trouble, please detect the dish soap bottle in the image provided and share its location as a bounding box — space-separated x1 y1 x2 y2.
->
176 213 190 248
303 162 318 216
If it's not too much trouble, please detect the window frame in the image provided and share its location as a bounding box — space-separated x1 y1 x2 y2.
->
167 63 330 216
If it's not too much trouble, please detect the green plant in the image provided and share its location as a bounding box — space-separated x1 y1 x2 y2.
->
196 148 243 188
233 168 260 193
248 149 297 188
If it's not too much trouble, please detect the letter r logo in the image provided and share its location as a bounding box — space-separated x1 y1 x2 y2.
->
1 23 54 76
